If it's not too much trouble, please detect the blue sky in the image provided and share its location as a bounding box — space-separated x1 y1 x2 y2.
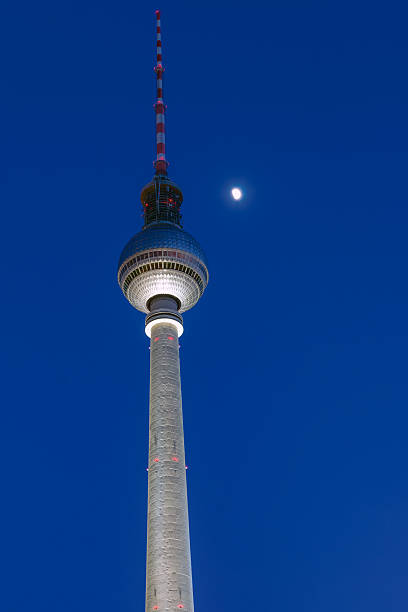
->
1 1 408 610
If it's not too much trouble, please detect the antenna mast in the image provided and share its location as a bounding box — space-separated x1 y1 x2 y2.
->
141 11 183 227
153 10 168 176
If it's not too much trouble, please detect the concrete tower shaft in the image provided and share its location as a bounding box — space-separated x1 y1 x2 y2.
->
146 321 194 612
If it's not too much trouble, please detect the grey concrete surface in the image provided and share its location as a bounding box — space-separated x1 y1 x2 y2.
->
145 321 194 612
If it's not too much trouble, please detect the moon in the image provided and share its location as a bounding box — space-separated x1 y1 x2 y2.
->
231 187 242 201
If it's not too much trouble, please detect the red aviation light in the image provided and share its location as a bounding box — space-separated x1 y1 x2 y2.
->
154 337 159 342
177 605 184 609
153 458 159 463
172 456 179 462
168 336 174 340
153 607 159 611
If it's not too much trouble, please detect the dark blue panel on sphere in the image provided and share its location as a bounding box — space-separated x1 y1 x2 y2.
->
118 223 208 269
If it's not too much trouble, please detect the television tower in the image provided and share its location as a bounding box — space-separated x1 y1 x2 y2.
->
118 10 208 612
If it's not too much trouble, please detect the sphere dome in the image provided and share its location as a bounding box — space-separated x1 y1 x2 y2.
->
118 223 209 314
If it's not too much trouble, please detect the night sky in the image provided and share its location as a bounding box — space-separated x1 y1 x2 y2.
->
2 1 408 610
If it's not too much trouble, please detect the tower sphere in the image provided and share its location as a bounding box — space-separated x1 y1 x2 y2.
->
118 221 208 314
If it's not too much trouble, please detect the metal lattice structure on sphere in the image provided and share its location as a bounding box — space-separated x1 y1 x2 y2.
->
117 10 208 612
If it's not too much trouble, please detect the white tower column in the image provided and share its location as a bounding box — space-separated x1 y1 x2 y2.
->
145 320 194 612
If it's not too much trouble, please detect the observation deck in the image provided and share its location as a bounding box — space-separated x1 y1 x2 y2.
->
118 222 208 314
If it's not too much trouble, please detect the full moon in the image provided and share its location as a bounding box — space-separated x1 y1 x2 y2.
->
231 187 242 201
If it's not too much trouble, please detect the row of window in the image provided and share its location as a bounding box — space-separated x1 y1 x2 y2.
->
122 260 205 294
143 200 180 207
120 250 208 284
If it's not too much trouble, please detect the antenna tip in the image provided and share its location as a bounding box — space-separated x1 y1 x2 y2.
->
155 9 160 16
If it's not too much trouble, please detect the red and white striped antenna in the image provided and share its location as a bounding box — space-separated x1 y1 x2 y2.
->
141 11 183 227
153 10 168 176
